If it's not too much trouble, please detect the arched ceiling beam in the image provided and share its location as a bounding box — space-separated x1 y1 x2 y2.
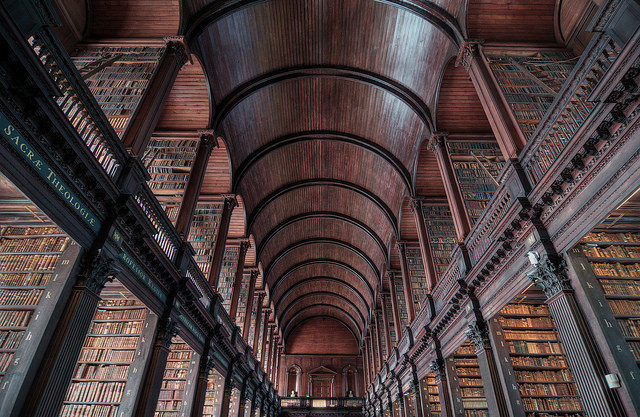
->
247 179 398 235
274 277 368 319
264 238 380 285
284 316 360 346
270 259 375 303
232 130 413 193
213 66 433 132
184 0 463 46
279 292 365 331
282 304 363 341
256 211 387 261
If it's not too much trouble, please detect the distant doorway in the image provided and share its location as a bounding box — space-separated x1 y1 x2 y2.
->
308 366 337 397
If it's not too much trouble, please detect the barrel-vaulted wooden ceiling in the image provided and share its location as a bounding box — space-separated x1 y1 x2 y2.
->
77 0 578 347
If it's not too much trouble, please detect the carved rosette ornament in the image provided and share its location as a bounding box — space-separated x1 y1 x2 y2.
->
464 322 490 352
528 256 572 299
82 251 120 295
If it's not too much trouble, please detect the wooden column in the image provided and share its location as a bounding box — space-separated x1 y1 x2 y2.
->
396 242 416 323
22 253 118 417
387 271 403 337
442 357 465 417
270 335 279 381
123 37 188 156
237 381 249 417
368 334 378 376
380 292 393 356
396 385 410 417
208 195 238 289
529 256 624 417
260 315 270 365
190 354 216 417
410 371 425 417
229 240 251 321
373 309 384 364
409 198 438 290
362 345 370 388
427 133 471 241
253 293 265 353
465 322 512 417
457 41 526 159
220 363 236 417
175 132 218 239
179 351 201 417
429 357 454 417
243 270 259 339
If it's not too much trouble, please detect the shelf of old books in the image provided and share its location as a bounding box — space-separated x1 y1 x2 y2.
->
406 244 428 312
446 139 505 226
384 295 397 345
235 272 250 329
188 202 223 276
450 341 489 417
403 385 416 417
496 302 584 416
219 246 240 315
71 45 164 138
420 374 440 417
202 367 224 417
377 310 388 362
154 337 196 417
60 282 150 417
421 204 456 280
0 224 71 384
229 386 241 417
392 274 408 329
392 398 401 417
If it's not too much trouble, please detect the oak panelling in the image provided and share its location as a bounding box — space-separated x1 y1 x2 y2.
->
270 262 374 308
435 59 492 133
259 217 386 274
414 141 447 197
280 293 365 336
286 317 359 355
218 77 429 168
399 199 418 241
250 186 395 251
194 0 454 103
237 141 406 227
466 0 558 44
156 60 210 130
276 281 369 326
201 139 232 195
88 0 180 39
283 307 362 343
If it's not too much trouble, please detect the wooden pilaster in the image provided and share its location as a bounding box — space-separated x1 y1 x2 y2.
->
443 357 465 417
123 37 188 156
21 252 118 417
374 308 385 363
208 196 238 289
409 198 438 290
175 132 218 239
229 239 250 321
179 351 202 417
410 372 425 417
457 41 526 159
260 314 270 366
253 293 265 353
427 133 471 241
380 292 393 356
387 271 403 338
219 363 236 417
189 353 215 417
429 356 454 417
242 270 259 339
396 242 416 323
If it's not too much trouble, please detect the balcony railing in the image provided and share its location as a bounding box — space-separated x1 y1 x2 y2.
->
281 397 363 409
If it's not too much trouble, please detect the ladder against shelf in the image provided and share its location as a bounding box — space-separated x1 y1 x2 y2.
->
71 45 165 138
496 301 585 416
202 367 224 417
61 285 150 417
446 139 505 226
421 204 456 280
420 373 441 417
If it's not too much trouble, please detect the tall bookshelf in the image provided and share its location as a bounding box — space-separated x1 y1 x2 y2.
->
255 313 264 359
377 310 388 362
496 302 584 416
421 204 457 279
187 202 223 276
142 136 200 223
446 140 505 226
420 374 440 417
71 45 164 138
393 275 408 329
403 386 416 417
406 245 428 312
0 225 70 384
392 398 401 417
61 284 150 417
235 272 251 329
485 51 576 140
154 338 195 417
229 386 241 417
202 368 224 417
219 246 240 315
384 295 397 345
247 302 257 347
450 341 489 417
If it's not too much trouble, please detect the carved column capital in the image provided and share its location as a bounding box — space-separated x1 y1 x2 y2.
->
464 322 490 352
163 35 189 66
239 239 251 254
427 132 447 152
205 356 217 373
428 359 444 382
528 256 572 299
81 251 120 295
396 241 406 253
409 197 422 214
456 39 483 70
223 195 239 211
159 317 180 348
197 129 219 151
